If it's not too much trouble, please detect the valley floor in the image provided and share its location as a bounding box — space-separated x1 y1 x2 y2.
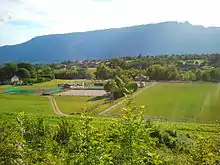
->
1 81 220 124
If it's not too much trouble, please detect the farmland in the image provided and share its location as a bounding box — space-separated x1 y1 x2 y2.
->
106 82 220 123
1 81 220 124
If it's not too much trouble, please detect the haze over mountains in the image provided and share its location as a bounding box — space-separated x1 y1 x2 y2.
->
1 21 220 63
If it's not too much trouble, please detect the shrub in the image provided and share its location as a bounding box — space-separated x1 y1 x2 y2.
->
23 78 51 84
94 82 104 86
126 82 138 93
165 129 177 137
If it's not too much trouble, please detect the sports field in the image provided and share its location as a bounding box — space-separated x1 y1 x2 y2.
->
0 94 53 115
106 82 220 123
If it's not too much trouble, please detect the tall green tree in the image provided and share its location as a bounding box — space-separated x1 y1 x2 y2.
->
16 68 31 79
147 64 165 80
17 62 36 78
96 64 113 80
108 58 125 69
3 63 18 79
0 68 6 82
104 79 118 100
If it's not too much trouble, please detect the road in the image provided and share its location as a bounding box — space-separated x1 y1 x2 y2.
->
48 96 69 116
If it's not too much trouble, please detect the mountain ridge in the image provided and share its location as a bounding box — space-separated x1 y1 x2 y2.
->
1 21 220 63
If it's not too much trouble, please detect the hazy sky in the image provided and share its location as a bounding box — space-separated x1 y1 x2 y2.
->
0 0 220 46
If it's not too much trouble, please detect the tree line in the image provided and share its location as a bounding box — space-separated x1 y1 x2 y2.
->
0 62 95 85
96 54 220 82
1 54 220 85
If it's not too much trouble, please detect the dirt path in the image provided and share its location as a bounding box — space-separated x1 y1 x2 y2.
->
98 82 157 116
48 96 69 116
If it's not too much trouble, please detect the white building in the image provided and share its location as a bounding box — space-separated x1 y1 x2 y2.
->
11 75 20 84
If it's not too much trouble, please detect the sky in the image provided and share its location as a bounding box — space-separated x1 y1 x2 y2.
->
0 0 220 46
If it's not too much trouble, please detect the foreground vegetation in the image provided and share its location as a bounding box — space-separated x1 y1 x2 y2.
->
1 99 219 164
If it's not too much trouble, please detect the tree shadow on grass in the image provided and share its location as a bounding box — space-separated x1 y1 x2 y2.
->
87 95 108 102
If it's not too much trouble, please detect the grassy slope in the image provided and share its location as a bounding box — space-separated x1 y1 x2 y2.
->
0 94 53 115
108 82 220 123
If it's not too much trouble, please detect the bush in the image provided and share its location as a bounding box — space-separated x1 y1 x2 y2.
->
162 133 176 149
23 78 51 84
126 83 138 93
94 82 104 86
165 129 177 137
113 90 124 99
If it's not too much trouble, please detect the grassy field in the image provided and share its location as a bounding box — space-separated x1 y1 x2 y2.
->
88 67 96 73
0 94 53 115
54 95 127 116
54 96 104 114
2 81 220 124
107 82 220 123
0 79 98 90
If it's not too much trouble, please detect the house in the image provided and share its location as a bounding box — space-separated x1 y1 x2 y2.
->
135 75 150 82
137 82 146 88
11 75 21 85
63 83 73 89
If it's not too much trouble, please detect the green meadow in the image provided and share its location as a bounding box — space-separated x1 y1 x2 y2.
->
107 82 220 123
1 82 220 123
54 96 106 114
0 94 53 116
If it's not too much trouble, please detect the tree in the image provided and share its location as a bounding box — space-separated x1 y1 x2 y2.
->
165 65 179 80
3 63 18 79
209 68 220 82
201 70 211 82
147 64 165 80
0 68 6 82
104 80 118 100
17 62 36 78
96 64 113 80
188 71 196 81
16 68 31 79
37 66 55 79
87 72 95 80
195 70 202 81
108 58 125 69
